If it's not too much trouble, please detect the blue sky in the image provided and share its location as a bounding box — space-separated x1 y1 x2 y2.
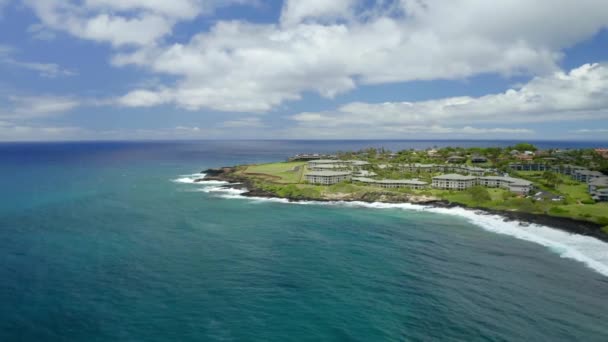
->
1 0 608 141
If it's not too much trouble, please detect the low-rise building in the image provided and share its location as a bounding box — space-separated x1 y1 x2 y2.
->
432 174 478 190
509 163 552 172
592 188 608 202
305 171 352 185
588 176 608 193
288 153 335 161
447 156 466 163
352 177 428 189
471 155 488 163
308 164 346 171
573 169 604 183
432 175 533 194
307 159 347 168
353 170 377 177
349 160 371 169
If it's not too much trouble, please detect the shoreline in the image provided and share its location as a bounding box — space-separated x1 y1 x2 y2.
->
200 167 608 243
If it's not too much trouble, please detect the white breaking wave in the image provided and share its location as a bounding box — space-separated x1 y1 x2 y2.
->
172 173 207 184
210 190 608 278
198 186 247 195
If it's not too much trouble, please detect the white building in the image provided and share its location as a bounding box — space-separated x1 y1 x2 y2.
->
305 171 352 185
432 174 478 190
432 174 533 194
352 177 428 189
307 159 345 168
478 176 533 195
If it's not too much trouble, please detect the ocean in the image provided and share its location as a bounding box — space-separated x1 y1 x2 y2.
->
1 140 607 341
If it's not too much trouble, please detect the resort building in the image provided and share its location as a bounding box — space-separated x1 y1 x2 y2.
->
396 163 488 176
509 163 553 172
307 159 348 168
432 174 533 194
573 169 604 183
353 170 377 177
589 177 608 202
305 171 352 185
288 153 336 162
478 176 533 195
592 188 608 202
349 160 371 169
588 176 608 193
307 159 370 171
352 177 428 189
308 164 347 171
432 174 478 190
447 156 466 163
471 155 488 163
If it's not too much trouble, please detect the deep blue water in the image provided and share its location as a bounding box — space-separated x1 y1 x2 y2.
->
1 140 607 341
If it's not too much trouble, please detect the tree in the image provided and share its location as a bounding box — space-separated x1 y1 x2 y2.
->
513 143 537 152
542 171 563 189
467 186 492 203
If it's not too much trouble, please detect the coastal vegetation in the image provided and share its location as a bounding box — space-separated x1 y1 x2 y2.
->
207 143 608 238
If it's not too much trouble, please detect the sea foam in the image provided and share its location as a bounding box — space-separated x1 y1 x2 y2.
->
172 173 230 185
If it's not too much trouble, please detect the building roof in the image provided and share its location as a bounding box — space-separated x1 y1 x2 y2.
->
480 176 532 186
309 164 344 169
433 174 477 181
463 166 486 172
352 177 428 185
306 171 352 177
574 169 604 176
589 177 608 186
354 170 377 176
307 159 341 164
349 160 371 166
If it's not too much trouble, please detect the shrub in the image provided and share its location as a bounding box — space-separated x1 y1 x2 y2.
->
581 199 596 205
597 217 608 226
549 207 569 215
467 186 491 203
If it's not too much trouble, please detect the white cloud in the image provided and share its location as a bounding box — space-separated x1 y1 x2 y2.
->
573 128 608 133
110 0 608 112
0 44 76 77
24 0 256 47
0 0 10 14
288 63 608 137
280 0 357 26
0 122 85 141
27 23 57 41
1 95 80 119
221 117 265 128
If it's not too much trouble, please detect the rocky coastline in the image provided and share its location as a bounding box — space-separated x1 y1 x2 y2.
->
200 167 608 242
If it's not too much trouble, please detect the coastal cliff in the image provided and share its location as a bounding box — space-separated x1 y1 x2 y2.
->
201 167 608 242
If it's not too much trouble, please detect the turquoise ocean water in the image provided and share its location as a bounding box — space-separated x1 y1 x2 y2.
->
1 140 607 341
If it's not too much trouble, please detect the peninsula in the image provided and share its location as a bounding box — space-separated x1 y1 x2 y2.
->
200 144 608 241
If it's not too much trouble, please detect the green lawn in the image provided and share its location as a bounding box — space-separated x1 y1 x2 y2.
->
559 203 608 223
557 183 592 202
243 162 305 183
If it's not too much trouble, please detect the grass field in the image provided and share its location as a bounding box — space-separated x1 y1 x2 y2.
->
242 162 305 183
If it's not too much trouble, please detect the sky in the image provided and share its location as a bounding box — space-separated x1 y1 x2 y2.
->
1 0 608 141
